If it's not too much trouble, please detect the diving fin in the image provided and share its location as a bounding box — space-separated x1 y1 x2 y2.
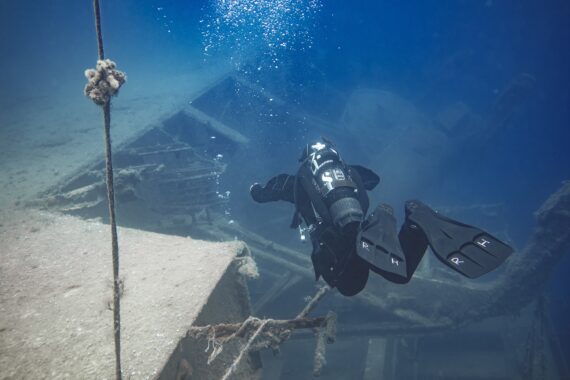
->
404 200 514 278
356 204 407 280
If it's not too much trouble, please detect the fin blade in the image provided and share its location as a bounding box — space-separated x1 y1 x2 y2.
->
406 200 514 278
356 205 407 279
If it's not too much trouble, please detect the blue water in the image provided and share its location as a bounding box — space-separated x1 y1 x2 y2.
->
1 0 569 378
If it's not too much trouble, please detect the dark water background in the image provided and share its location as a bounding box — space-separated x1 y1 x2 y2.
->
1 0 569 378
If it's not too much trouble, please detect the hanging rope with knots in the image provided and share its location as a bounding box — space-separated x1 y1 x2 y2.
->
84 1 126 379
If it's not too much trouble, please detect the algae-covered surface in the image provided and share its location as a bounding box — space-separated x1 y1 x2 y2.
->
0 209 245 379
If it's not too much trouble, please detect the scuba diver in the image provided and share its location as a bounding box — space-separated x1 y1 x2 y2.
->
250 139 514 296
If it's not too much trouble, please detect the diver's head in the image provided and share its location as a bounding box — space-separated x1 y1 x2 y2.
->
299 139 364 233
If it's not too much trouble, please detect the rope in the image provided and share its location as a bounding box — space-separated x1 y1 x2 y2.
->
296 285 330 319
220 318 273 380
103 100 122 380
93 0 105 60
194 286 334 378
86 1 126 379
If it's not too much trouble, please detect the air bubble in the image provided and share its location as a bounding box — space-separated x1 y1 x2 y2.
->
201 0 322 69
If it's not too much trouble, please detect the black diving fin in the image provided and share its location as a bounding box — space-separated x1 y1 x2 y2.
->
404 200 514 278
356 204 408 280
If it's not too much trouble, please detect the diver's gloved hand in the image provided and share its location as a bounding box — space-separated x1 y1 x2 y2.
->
249 183 266 203
250 174 295 203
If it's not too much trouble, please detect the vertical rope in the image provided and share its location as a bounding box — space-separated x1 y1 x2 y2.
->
93 0 105 60
91 1 122 379
104 101 122 380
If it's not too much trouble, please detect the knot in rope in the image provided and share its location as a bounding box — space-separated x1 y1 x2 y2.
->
84 59 126 106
